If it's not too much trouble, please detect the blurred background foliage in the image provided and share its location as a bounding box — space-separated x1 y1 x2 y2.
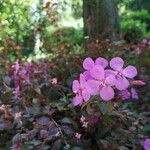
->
0 0 149 62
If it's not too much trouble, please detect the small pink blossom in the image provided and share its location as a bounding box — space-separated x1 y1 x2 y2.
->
14 112 22 120
82 121 88 128
75 132 81 140
80 115 86 123
51 78 58 84
132 80 146 86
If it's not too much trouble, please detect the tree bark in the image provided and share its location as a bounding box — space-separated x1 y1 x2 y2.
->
83 0 120 39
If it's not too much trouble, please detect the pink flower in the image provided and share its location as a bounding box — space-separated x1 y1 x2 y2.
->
82 121 88 128
80 115 86 123
144 139 150 150
75 133 81 140
110 57 137 91
72 56 139 106
83 57 108 80
132 80 146 86
72 74 91 106
14 112 22 120
86 65 115 101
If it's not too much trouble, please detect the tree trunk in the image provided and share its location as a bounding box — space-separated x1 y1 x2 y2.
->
83 0 120 39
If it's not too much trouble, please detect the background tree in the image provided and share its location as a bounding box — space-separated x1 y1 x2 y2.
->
83 0 120 39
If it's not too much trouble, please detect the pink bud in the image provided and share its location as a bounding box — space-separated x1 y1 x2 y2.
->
132 80 146 86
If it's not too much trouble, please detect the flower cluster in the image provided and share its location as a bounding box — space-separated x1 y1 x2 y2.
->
72 57 138 106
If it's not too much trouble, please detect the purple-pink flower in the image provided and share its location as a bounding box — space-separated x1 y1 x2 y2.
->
110 57 137 90
75 132 81 140
72 74 91 106
86 65 115 101
83 57 108 80
144 139 150 150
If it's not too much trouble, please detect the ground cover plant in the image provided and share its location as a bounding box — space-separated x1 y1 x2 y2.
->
0 38 149 149
0 0 150 150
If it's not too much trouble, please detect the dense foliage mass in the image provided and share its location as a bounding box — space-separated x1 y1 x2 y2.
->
0 37 150 149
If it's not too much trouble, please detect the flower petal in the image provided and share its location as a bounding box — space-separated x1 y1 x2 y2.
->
144 139 150 150
80 74 86 88
83 57 95 70
73 95 82 106
110 57 124 71
86 80 99 95
115 77 129 90
100 86 114 101
83 71 93 80
72 80 80 93
106 75 116 86
82 89 91 102
90 65 105 80
123 65 137 78
95 57 108 68
105 69 115 77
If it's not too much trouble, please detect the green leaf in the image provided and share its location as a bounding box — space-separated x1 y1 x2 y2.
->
99 102 108 115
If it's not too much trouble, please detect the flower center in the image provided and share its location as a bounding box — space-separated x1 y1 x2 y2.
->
116 70 124 79
99 79 107 87
77 87 85 96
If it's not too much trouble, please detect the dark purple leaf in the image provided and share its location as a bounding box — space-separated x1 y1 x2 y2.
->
27 129 38 139
40 129 48 139
38 116 50 125
12 133 22 144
